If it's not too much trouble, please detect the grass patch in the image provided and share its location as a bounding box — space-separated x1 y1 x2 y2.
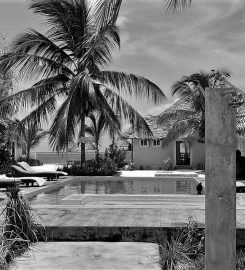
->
0 185 45 269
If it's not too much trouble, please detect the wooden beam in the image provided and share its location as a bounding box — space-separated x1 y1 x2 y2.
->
205 88 236 269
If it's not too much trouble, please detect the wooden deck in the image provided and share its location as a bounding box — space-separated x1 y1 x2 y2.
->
33 194 245 229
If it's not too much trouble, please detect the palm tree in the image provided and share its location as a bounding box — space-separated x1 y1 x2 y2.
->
16 121 49 161
0 0 165 167
157 68 231 145
83 112 120 161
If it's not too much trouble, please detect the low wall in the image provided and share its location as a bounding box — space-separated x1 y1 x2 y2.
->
43 226 245 247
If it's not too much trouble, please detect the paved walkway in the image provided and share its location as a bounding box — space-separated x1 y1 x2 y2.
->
12 242 160 270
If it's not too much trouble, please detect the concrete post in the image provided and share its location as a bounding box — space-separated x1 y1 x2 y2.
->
205 88 236 270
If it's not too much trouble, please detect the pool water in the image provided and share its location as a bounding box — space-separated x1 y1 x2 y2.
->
30 178 198 204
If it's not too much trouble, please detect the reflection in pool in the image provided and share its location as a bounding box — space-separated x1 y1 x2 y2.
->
30 178 198 204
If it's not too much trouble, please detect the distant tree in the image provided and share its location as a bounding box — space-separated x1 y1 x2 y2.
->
0 35 15 149
16 121 49 161
0 0 165 168
157 68 231 145
82 112 121 161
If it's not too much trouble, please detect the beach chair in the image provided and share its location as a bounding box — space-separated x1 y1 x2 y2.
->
18 162 68 178
11 165 61 181
0 175 21 188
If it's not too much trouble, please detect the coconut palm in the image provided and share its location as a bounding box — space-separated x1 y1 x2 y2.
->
0 0 166 166
157 68 231 145
82 112 120 161
16 121 49 161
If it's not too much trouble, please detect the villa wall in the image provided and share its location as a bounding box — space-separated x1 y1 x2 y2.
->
131 139 205 169
190 142 205 168
132 139 174 169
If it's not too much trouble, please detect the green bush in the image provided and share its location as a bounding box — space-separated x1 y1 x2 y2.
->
0 149 13 174
123 160 136 171
66 155 117 176
162 157 174 171
16 157 43 166
0 186 45 268
104 144 127 169
158 217 205 270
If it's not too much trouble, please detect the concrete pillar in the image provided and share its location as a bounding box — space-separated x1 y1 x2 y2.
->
205 88 236 270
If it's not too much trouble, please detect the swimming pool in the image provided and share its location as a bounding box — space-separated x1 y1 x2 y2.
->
30 177 199 204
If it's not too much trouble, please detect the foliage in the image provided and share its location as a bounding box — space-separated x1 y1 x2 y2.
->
66 155 117 176
104 144 127 169
164 0 192 12
0 0 165 166
157 68 231 146
14 120 48 161
158 217 205 270
82 113 121 159
123 160 136 171
0 149 13 174
162 157 174 171
0 149 11 166
237 248 245 270
0 186 45 267
195 162 205 171
16 157 42 166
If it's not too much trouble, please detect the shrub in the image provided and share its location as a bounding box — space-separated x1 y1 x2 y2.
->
0 149 13 174
123 160 136 171
162 158 174 171
17 157 43 166
158 217 205 270
195 162 205 171
66 156 117 176
104 144 127 169
0 186 45 267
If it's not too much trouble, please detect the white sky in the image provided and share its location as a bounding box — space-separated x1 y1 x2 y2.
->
1 0 245 151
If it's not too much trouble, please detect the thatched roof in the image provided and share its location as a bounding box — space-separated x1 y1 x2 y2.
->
122 114 171 139
122 84 245 139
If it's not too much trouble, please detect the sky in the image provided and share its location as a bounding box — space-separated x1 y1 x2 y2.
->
1 0 245 150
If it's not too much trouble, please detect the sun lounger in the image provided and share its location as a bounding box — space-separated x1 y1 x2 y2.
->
0 175 21 188
11 165 60 181
17 162 68 177
0 174 46 187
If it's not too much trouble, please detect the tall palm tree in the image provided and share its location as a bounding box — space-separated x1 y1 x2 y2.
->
157 68 231 145
83 112 120 160
0 0 166 166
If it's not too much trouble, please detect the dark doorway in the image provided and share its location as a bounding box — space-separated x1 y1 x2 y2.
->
176 141 190 165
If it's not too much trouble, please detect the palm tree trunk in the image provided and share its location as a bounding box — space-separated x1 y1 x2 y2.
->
27 147 30 163
80 114 86 168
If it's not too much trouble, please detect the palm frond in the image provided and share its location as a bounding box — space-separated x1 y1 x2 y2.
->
102 87 153 137
0 52 73 82
20 95 58 128
31 130 49 149
162 118 199 146
13 29 74 66
99 71 166 104
164 0 192 12
0 75 68 118
95 0 122 29
49 96 79 151
81 24 120 67
30 0 90 52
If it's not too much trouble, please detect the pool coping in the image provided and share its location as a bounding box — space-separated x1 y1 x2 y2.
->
21 175 202 200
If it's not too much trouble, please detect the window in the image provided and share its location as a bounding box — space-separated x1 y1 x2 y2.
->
152 139 161 147
140 139 148 147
